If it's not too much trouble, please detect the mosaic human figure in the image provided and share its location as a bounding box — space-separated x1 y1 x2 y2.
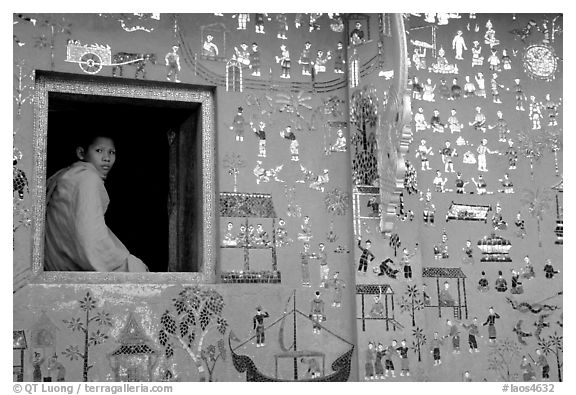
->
430 109 447 133
483 307 501 342
463 75 476 97
357 237 375 274
510 269 524 295
414 107 429 132
384 340 398 378
535 348 550 381
446 319 461 354
365 341 376 380
250 43 261 76
401 244 418 281
202 34 219 59
484 19 500 47
514 212 526 238
487 49 501 71
250 121 267 157
333 41 345 74
476 139 498 172
469 106 487 133
47 354 66 382
439 281 455 306
471 40 484 67
447 109 463 133
451 77 462 100
396 339 410 376
475 72 486 98
440 141 457 172
498 173 514 194
529 96 543 130
520 355 536 381
543 93 561 126
452 30 467 60
462 318 481 353
462 239 474 264
325 271 345 307
280 125 299 161
415 139 433 171
501 48 512 70
233 13 250 30
477 271 489 292
300 242 313 287
165 45 181 82
230 107 247 142
488 110 510 142
313 49 332 74
495 271 508 292
490 73 507 104
253 306 270 347
422 78 436 102
430 332 445 366
298 41 313 76
309 290 326 334
276 44 291 78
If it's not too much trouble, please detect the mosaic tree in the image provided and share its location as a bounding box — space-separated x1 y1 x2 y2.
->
324 187 350 216
389 233 401 257
13 60 34 118
411 326 427 362
538 332 563 382
32 14 72 70
158 287 228 382
62 292 112 382
487 338 522 381
542 128 562 177
520 187 554 247
350 86 380 186
399 284 424 327
516 130 546 179
223 153 246 193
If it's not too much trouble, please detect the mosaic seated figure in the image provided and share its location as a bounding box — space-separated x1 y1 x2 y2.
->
439 281 456 307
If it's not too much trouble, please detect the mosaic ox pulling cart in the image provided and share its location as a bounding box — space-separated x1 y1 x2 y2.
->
65 40 145 75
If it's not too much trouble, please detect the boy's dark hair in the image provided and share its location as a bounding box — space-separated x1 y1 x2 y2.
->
76 130 116 152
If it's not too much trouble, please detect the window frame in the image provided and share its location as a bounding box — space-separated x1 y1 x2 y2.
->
30 71 218 284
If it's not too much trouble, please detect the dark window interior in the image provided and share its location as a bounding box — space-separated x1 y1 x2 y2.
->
46 92 201 272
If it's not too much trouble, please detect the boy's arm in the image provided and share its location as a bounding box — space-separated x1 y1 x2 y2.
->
74 174 130 272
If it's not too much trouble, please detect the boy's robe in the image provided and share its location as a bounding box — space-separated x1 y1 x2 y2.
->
44 161 146 272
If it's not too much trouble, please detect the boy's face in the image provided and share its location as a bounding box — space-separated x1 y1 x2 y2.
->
78 137 116 179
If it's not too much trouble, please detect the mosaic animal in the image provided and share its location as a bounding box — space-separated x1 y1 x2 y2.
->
297 164 329 192
505 297 559 314
111 52 157 79
513 320 533 345
534 314 551 340
253 161 284 184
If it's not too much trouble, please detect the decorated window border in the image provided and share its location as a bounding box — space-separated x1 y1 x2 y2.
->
30 70 218 284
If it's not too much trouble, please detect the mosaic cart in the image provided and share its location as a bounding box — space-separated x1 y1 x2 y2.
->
445 202 491 223
219 192 281 284
356 284 402 332
65 40 143 74
422 267 468 320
